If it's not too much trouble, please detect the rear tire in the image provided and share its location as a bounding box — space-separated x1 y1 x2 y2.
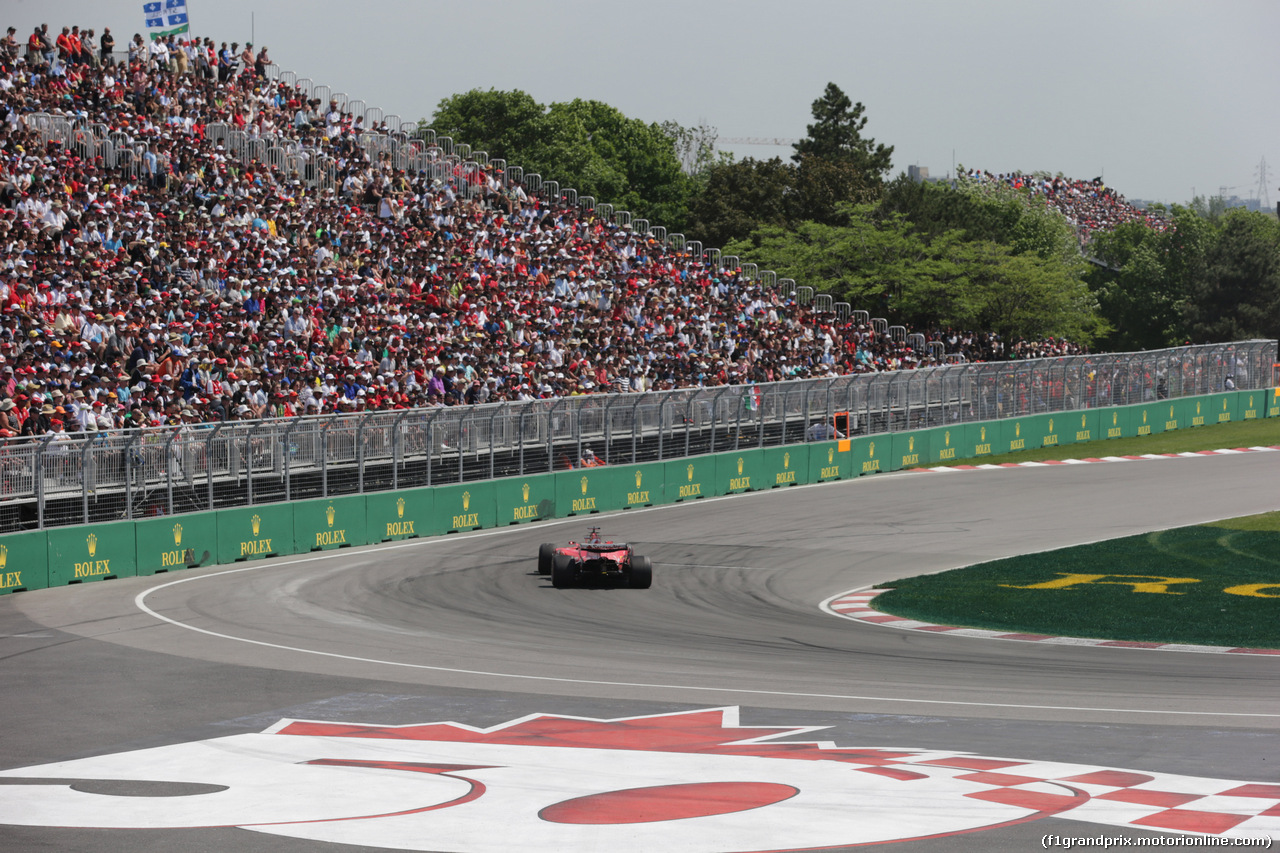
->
551 553 574 589
538 543 555 575
629 555 652 589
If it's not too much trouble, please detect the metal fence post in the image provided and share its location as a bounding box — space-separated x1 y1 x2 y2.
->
164 428 179 516
391 410 410 490
356 413 372 494
321 419 334 498
282 418 303 501
81 436 94 525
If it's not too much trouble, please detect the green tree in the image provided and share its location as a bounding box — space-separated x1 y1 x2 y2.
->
428 91 692 229
685 157 795 248
791 82 894 180
1184 209 1280 342
1087 221 1182 350
428 88 547 162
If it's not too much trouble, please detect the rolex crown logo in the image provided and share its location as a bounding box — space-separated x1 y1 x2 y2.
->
869 441 875 456
687 464 694 481
1113 412 1119 424
0 544 7 570
1082 414 1087 428
522 483 530 502
1015 423 1021 437
326 504 336 527
1196 402 1201 414
945 431 951 446
580 476 589 495
1170 405 1174 417
396 497 405 519
251 514 261 537
783 452 790 469
1048 419 1053 432
1143 411 1148 423
635 471 643 489
1223 399 1228 410
827 448 834 464
737 457 744 475
908 436 914 452
87 533 97 558
173 523 183 546
462 491 470 511
980 427 986 441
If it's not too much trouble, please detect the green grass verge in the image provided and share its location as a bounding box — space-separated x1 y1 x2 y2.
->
874 511 1280 648
907 415 1280 468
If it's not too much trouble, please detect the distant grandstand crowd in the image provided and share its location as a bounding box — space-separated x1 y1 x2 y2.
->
963 169 1169 241
0 22 1098 438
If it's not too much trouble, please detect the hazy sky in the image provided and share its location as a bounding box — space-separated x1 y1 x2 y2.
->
11 0 1280 207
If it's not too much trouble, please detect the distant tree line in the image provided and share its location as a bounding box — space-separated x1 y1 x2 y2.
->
427 84 1280 349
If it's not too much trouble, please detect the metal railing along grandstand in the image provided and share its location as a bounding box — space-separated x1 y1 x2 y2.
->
0 341 1272 534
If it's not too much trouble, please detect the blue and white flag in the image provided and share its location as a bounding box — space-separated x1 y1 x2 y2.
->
143 0 190 40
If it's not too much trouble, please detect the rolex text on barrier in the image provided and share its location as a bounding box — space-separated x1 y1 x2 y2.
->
962 422 997 460
135 512 216 575
433 482 495 534
807 440 850 482
1030 414 1074 450
890 431 928 471
556 466 620 516
0 530 49 593
366 488 432 542
619 462 668 509
850 435 887 475
497 474 556 525
1270 388 1280 418
665 456 711 502
1203 392 1240 425
47 520 137 586
929 427 961 463
295 496 367 552
1241 391 1261 420
717 450 766 495
217 504 293 563
1129 404 1165 438
764 445 808 488
997 418 1041 455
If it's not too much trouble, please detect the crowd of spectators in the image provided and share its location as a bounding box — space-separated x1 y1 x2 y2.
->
963 169 1169 241
0 23 1093 440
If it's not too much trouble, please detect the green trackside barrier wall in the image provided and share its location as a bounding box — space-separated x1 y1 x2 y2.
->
667 456 713 502
2 391 1274 597
616 461 669 509
295 495 368 553
1240 391 1264 421
891 431 927 470
717 449 767 495
48 519 137 586
764 445 808 488
218 503 293 563
136 512 217 576
807 440 851 483
497 473 557 526
998 417 1041 455
929 427 962 464
434 482 495 534
366 487 433 542
963 422 998 461
0 529 48 594
850 435 887 475
557 465 619 516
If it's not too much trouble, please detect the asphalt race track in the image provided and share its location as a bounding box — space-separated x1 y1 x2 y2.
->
3 452 1280 852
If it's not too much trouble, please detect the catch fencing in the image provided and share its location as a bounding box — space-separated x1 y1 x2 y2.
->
0 340 1272 533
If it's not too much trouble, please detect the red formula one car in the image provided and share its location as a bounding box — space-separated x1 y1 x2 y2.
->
538 528 653 589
